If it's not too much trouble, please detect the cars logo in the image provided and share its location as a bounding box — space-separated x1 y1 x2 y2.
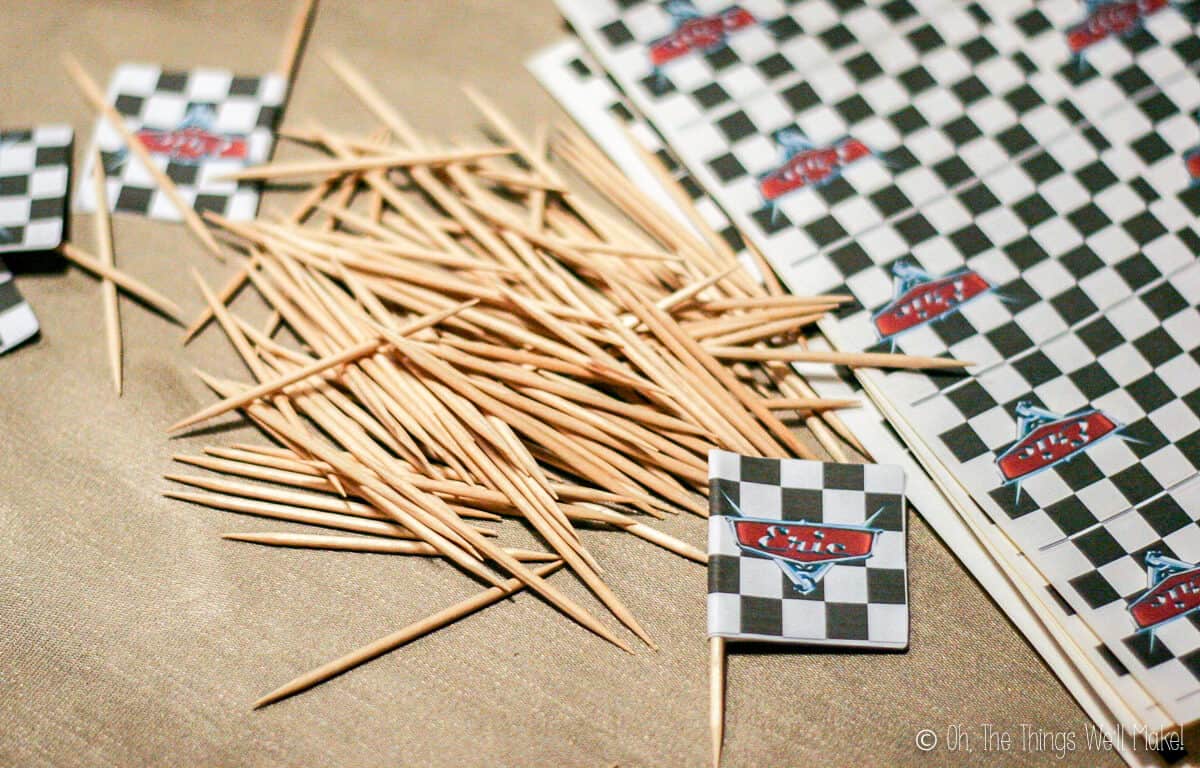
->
995 402 1133 500
1128 551 1200 648
648 1 757 67
758 128 872 203
129 105 248 165
872 261 993 342
722 492 884 594
1066 0 1169 54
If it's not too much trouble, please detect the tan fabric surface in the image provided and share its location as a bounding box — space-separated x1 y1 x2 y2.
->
0 2 1127 766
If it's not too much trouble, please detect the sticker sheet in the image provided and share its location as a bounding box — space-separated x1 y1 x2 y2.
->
707 450 908 647
76 64 284 222
553 0 1200 726
0 261 38 354
1044 476 1200 712
0 125 72 254
526 38 1181 747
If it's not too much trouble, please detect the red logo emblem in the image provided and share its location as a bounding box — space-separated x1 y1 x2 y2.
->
722 491 886 594
127 105 248 165
137 126 248 162
1066 0 1168 53
1186 147 1200 183
872 262 993 341
1129 552 1200 645
995 403 1131 496
731 519 877 563
759 133 872 202
649 4 757 67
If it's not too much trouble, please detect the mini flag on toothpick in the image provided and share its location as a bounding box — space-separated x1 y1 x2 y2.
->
707 449 909 647
75 64 285 222
0 124 73 254
706 449 908 766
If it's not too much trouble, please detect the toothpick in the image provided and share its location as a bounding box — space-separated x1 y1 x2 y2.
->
701 294 852 311
473 167 566 193
761 396 859 411
276 0 318 88
703 345 973 371
254 560 564 708
165 489 422 539
218 147 513 181
169 337 384 433
90 147 121 395
710 635 726 768
223 531 554 561
60 243 183 323
169 298 477 433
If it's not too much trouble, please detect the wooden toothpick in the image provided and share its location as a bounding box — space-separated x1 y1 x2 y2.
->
703 345 973 371
90 147 121 395
761 396 859 412
253 560 565 708
223 531 554 561
217 147 513 181
276 0 318 89
711 635 726 768
60 243 183 324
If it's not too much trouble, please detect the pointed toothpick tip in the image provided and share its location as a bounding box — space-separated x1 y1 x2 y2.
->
251 690 285 710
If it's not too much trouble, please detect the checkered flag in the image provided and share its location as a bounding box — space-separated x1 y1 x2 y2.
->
0 124 72 254
75 64 284 222
0 260 38 354
707 449 908 648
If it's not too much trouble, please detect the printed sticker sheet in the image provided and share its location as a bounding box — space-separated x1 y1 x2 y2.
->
527 38 1188 758
549 0 1200 729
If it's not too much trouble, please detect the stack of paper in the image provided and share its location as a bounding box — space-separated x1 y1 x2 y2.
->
528 2 1200 763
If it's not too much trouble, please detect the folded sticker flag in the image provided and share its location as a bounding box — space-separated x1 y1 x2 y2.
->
707 450 908 649
0 124 73 254
76 64 284 222
0 260 38 354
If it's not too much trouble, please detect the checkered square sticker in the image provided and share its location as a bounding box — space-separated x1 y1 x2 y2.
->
0 260 38 354
707 450 908 648
0 124 73 254
75 63 284 222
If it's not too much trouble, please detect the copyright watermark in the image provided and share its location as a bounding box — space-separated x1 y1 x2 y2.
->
914 729 938 751
911 723 1184 759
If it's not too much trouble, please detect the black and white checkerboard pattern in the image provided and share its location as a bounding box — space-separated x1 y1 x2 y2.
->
569 0 960 132
707 450 908 648
913 259 1200 550
562 0 1200 410
0 125 72 254
1041 476 1200 722
563 0 1198 259
76 64 284 222
529 37 1190 739
662 32 1199 291
0 261 38 354
555 0 1200 725
979 0 1200 95
806 75 1200 397
529 36 1187 740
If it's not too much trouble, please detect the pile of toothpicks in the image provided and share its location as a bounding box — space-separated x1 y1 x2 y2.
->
77 51 963 707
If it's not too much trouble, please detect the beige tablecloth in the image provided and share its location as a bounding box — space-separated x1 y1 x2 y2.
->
0 2 1129 766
